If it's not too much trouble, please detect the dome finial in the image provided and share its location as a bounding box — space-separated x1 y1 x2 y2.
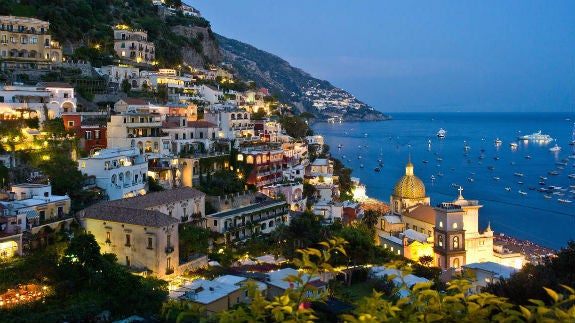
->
458 186 464 199
405 156 414 176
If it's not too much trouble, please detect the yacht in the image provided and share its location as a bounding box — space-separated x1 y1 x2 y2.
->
518 190 528 196
549 144 562 152
493 176 500 181
517 130 554 142
548 170 560 175
437 128 447 138
544 195 552 199
514 172 524 177
510 142 518 149
558 199 572 204
374 167 381 172
494 138 503 145
505 187 512 192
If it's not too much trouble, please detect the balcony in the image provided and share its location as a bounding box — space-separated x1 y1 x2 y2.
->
165 246 174 254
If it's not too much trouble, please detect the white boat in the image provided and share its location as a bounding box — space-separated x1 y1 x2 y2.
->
517 130 554 142
514 172 524 177
518 190 528 196
544 195 552 199
558 199 572 204
569 123 575 146
437 128 447 138
493 176 500 180
510 142 518 148
549 144 561 152
505 187 511 192
568 174 575 179
494 138 502 145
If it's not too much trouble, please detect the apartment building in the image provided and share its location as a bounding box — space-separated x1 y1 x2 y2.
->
113 25 155 66
0 15 62 71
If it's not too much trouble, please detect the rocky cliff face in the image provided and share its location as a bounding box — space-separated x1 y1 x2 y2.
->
172 26 222 68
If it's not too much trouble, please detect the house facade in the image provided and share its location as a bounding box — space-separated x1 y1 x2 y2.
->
0 16 62 71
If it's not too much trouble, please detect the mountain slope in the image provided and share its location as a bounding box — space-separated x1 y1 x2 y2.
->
216 34 389 121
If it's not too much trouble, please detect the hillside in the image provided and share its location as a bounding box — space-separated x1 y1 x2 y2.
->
217 34 390 121
1 0 389 121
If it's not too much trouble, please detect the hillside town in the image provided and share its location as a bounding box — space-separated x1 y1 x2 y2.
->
0 5 565 322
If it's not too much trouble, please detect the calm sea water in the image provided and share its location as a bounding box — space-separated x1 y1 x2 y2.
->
313 112 575 250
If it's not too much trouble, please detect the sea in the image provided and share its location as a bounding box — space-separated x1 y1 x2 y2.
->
312 112 575 250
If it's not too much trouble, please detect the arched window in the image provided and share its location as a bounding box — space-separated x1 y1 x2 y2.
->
453 236 459 249
452 222 458 229
111 174 117 184
438 234 444 247
453 258 460 268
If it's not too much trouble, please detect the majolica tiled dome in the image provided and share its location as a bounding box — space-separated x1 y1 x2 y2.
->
393 160 426 199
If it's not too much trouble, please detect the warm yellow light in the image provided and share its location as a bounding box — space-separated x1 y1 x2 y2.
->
42 155 50 161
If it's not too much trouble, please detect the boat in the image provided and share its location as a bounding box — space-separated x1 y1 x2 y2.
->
437 157 443 161
524 155 532 159
517 130 554 142
510 142 518 148
544 195 553 199
514 172 524 177
437 128 447 138
558 199 573 204
422 160 429 164
437 172 444 177
359 164 364 168
494 138 502 145
505 187 512 192
518 190 528 195
568 174 575 179
430 175 435 181
488 165 495 170
493 156 500 160
517 181 524 185
548 170 559 175
539 181 546 185
468 178 474 182
540 176 547 180
549 144 561 152
374 167 381 172
569 155 575 160
570 123 575 146
493 176 500 181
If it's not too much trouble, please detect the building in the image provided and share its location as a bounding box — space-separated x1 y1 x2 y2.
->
238 146 284 189
462 262 518 294
312 201 343 224
62 111 108 153
0 85 70 122
206 194 289 244
79 204 180 278
261 183 306 212
107 111 171 157
265 267 327 301
389 159 431 217
0 16 62 71
112 25 155 66
113 98 149 114
0 183 72 259
203 105 254 144
78 187 207 278
77 147 148 201
162 117 219 155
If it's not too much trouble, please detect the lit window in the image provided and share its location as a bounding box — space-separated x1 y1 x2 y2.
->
453 236 460 249
452 222 458 229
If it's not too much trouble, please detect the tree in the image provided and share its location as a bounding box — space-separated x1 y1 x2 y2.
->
42 118 67 138
38 154 83 196
121 79 131 94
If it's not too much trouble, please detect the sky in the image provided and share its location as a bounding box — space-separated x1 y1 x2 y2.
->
192 1 575 113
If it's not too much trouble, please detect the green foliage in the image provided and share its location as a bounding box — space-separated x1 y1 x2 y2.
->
179 224 212 259
147 176 165 192
41 118 67 137
281 115 313 139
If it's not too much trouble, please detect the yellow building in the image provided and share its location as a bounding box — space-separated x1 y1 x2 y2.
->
113 25 155 66
0 16 62 71
80 204 180 278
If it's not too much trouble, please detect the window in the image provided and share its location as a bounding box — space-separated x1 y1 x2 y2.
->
1 35 6 44
81 162 86 168
106 232 111 243
147 237 153 249
67 120 74 127
125 234 131 246
95 130 101 139
213 220 217 226
439 221 443 228
438 235 444 247
452 222 458 229
453 236 460 249
126 256 131 267
85 131 91 140
167 234 172 247
30 36 37 44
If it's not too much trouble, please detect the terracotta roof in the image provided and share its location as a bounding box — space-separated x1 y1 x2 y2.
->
404 205 435 225
82 205 178 228
118 98 148 105
187 121 218 128
106 187 205 209
162 121 179 128
37 82 74 88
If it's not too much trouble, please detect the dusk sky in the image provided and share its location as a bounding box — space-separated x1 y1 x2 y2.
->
194 1 575 113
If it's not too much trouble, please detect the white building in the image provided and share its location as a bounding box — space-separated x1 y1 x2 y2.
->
78 147 148 201
107 111 171 157
162 117 219 154
312 201 343 224
0 84 74 122
462 262 518 294
203 104 254 144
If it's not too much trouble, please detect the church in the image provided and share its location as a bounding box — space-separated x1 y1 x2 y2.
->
378 158 524 270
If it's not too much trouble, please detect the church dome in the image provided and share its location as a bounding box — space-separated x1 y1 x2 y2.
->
393 160 426 199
